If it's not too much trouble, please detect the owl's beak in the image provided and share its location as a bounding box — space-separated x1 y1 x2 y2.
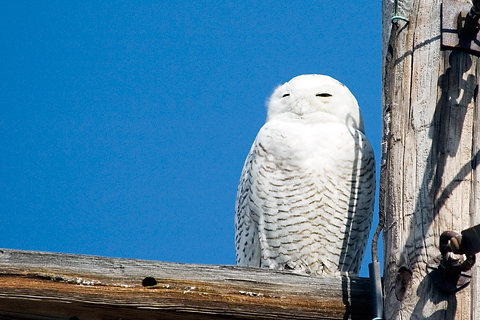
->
291 98 312 116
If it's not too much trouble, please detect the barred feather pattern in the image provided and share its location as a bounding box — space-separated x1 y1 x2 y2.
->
235 75 375 276
235 121 375 275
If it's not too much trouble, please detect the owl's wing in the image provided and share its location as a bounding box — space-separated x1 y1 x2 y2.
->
235 142 261 266
337 129 376 274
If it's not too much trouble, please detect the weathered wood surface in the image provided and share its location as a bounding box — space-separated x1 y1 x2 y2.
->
0 248 372 320
382 0 480 318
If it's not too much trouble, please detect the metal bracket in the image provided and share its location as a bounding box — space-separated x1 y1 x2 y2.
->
427 254 472 293
427 225 480 293
442 0 480 56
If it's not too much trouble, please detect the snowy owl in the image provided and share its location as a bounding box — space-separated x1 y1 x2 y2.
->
235 74 375 275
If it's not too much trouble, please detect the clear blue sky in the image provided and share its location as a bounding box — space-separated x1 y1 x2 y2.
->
1 1 382 277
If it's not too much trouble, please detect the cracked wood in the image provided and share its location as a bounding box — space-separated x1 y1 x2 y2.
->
0 249 372 320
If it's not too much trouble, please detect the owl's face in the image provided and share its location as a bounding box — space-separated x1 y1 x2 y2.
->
266 74 364 132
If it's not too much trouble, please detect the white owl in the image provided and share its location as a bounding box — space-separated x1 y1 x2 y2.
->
235 74 375 275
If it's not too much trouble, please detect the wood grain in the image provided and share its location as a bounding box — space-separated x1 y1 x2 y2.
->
0 249 372 319
382 0 480 318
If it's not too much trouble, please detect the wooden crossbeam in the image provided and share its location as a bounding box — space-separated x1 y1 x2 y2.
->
0 249 372 319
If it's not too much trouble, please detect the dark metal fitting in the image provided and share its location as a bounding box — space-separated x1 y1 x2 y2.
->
440 231 463 255
441 0 480 56
441 251 476 274
427 225 480 293
439 229 477 273
460 0 480 35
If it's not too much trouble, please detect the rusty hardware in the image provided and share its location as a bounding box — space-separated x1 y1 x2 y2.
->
441 0 480 56
427 224 480 293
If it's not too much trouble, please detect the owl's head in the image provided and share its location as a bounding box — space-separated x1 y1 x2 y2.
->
266 74 364 132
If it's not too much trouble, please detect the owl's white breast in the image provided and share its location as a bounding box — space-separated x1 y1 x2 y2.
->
256 117 361 169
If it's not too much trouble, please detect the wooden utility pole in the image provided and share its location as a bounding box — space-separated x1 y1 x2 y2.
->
382 0 480 318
